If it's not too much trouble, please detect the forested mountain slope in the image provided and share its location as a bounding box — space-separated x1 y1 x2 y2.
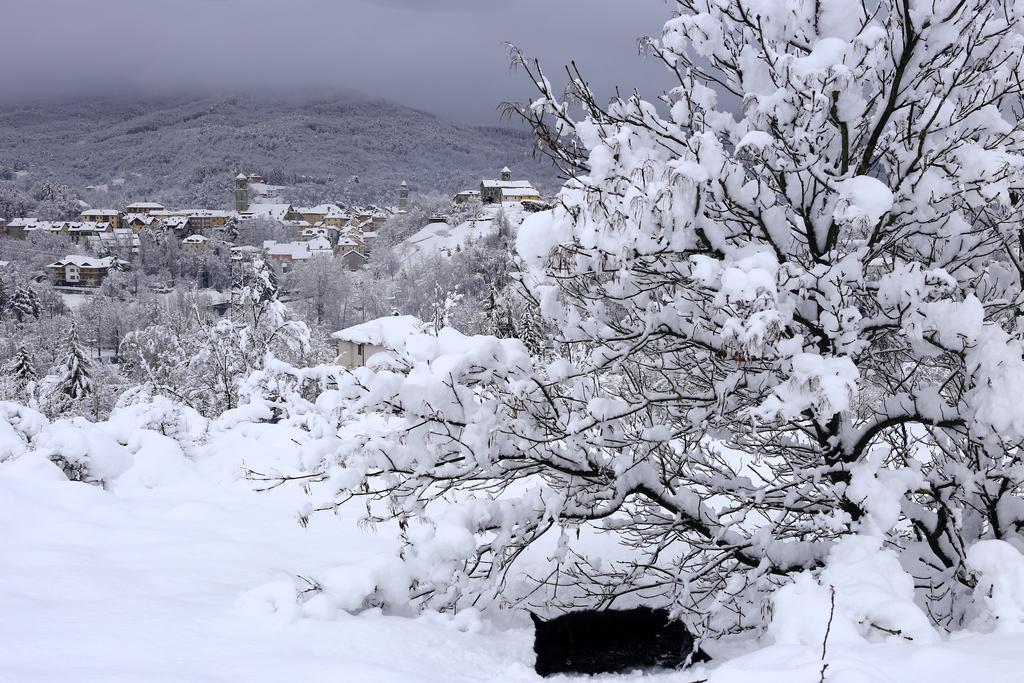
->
0 93 559 209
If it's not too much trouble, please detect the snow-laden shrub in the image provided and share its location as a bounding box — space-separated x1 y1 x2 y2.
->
967 540 1024 632
32 420 133 485
0 402 47 463
770 536 937 648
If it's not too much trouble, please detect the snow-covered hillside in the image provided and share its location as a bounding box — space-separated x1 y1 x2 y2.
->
397 205 525 260
3 401 1024 682
0 94 559 210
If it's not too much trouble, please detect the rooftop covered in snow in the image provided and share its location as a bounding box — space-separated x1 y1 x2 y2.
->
332 315 426 348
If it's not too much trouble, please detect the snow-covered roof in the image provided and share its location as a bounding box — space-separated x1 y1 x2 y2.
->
332 315 426 347
176 209 230 219
48 255 115 269
236 173 248 180
481 179 535 189
125 202 164 210
243 204 293 222
81 209 120 217
263 239 329 260
183 235 210 244
307 237 333 252
298 203 344 215
163 216 190 228
500 187 540 198
70 222 109 232
501 166 511 173
89 228 139 241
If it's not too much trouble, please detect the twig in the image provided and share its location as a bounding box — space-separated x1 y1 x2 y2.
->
819 586 836 683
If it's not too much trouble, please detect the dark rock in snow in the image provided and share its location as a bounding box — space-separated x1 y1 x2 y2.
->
531 606 708 677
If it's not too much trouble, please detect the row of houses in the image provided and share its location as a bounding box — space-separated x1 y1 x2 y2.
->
2 201 389 240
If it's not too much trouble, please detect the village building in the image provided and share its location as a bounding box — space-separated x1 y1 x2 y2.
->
86 228 140 258
0 217 6 236
6 217 40 239
454 190 481 205
80 209 123 229
162 216 192 234
67 222 110 242
175 210 230 231
399 180 409 212
262 237 332 270
239 203 299 223
332 315 426 368
320 206 352 228
479 168 540 204
46 255 115 288
230 245 263 263
182 234 211 250
122 213 159 231
300 227 330 241
298 204 346 226
235 174 249 213
124 202 165 215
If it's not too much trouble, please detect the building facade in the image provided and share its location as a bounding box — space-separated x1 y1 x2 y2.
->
46 255 115 288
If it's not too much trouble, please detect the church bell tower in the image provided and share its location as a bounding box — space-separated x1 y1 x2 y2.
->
234 173 249 213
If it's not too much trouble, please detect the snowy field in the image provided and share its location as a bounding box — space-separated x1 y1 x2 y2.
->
1 414 1022 682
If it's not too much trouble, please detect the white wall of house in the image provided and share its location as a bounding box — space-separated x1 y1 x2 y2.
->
336 340 387 368
65 265 80 283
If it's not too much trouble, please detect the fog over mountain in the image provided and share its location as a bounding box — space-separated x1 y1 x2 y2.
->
0 0 669 124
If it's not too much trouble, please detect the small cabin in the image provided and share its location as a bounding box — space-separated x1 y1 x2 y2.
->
332 315 425 368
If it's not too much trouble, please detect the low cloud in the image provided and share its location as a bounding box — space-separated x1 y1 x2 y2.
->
0 0 669 123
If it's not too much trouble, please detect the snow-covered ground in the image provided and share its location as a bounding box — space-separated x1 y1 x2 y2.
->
2 414 1024 682
397 204 524 260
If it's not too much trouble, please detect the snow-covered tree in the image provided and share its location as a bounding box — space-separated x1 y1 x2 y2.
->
517 299 544 358
52 322 93 402
0 345 36 403
9 346 35 387
8 284 40 323
121 262 315 416
293 0 1024 635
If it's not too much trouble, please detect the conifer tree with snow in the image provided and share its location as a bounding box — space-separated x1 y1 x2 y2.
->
289 0 1024 637
53 322 93 401
8 284 40 323
9 346 36 389
517 300 544 358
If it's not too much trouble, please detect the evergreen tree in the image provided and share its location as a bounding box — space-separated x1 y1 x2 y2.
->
487 286 516 338
0 277 7 320
518 302 544 358
53 322 93 400
9 346 35 387
9 284 39 323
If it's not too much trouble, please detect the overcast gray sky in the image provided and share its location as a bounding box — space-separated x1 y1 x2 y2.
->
0 0 671 123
